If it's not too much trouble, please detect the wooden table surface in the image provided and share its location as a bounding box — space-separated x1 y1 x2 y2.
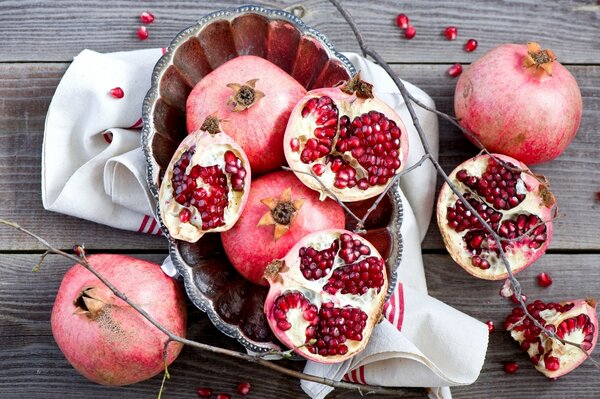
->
1 1 599 398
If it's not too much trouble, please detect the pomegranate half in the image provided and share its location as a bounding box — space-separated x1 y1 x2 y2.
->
51 254 187 385
187 55 307 175
159 116 251 243
455 42 582 165
284 75 409 201
264 229 388 363
437 153 555 280
505 299 598 378
221 171 345 286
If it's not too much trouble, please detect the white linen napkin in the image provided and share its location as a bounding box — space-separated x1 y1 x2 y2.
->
42 48 488 399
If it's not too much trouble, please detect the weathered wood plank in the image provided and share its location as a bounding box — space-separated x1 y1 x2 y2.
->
1 63 598 250
0 1 598 63
1 253 598 398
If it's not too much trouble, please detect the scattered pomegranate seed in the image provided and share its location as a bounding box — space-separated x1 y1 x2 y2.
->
216 394 231 399
137 26 149 40
395 13 409 29
72 244 86 258
537 272 553 287
196 387 212 398
503 361 519 374
486 320 495 333
140 11 155 24
236 381 251 396
499 279 513 298
447 64 463 78
404 25 416 39
444 26 457 40
596 191 600 201
109 87 124 99
511 293 527 304
465 39 478 52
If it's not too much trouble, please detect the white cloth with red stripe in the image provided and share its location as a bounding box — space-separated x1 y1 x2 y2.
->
42 49 489 399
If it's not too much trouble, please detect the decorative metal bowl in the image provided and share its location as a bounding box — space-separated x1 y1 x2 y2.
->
142 4 404 353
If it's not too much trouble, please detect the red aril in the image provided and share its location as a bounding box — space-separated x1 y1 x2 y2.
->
448 64 463 78
187 55 306 175
137 26 149 40
503 361 519 374
537 272 553 288
395 14 409 29
236 381 251 395
444 26 457 40
197 387 213 398
464 39 478 52
404 25 416 39
437 153 555 280
221 171 345 286
159 116 251 243
264 230 388 363
284 75 409 202
109 87 124 99
51 255 186 385
486 320 495 333
140 11 155 24
504 299 598 378
455 42 582 165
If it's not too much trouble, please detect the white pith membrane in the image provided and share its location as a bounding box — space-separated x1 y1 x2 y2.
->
159 132 248 243
267 230 388 363
505 300 598 378
437 155 552 279
286 94 406 202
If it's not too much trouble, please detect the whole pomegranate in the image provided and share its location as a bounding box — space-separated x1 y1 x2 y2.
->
159 116 251 243
455 42 582 165
437 153 555 280
187 55 307 175
284 75 409 201
264 229 388 363
221 171 345 286
51 254 187 385
505 299 597 378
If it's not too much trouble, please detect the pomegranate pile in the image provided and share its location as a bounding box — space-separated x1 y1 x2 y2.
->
264 230 388 362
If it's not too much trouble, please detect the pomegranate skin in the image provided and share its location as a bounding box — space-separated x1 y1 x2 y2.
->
51 255 187 385
221 171 345 286
187 55 307 175
454 43 582 165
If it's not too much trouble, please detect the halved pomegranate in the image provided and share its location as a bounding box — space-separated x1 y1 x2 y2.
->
437 153 555 280
159 116 251 242
264 229 388 363
504 299 598 378
284 75 409 202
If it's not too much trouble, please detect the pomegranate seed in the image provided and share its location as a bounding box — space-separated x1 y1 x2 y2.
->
312 163 325 176
72 244 86 258
544 356 560 371
109 87 124 99
447 64 463 78
499 279 513 298
395 13 409 29
236 381 251 395
537 272 553 288
179 208 191 223
596 191 600 201
140 11 155 24
511 293 527 304
290 137 300 152
197 387 212 398
216 394 231 399
503 361 519 374
137 26 149 40
486 320 495 333
444 26 457 40
404 25 416 39
464 38 478 52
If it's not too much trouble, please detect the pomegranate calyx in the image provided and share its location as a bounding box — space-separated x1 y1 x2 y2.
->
257 187 305 240
74 287 107 319
263 259 285 281
586 298 598 308
538 185 557 209
340 74 374 99
226 79 265 112
523 42 557 76
199 115 222 134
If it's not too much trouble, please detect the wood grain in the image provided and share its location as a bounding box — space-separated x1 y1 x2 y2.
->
0 1 598 63
1 63 598 250
1 253 598 398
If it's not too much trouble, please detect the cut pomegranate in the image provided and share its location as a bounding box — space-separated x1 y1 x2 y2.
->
137 26 149 40
196 387 213 398
503 361 519 374
505 299 598 378
284 75 409 202
109 87 124 99
395 13 409 29
264 230 388 363
448 64 463 78
464 39 478 52
486 320 495 333
159 116 251 243
437 153 555 280
404 25 416 39
444 26 457 40
537 272 553 288
140 11 155 24
236 381 251 395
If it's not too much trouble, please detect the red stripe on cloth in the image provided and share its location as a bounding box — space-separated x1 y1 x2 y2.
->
351 369 359 383
387 291 396 325
342 373 351 382
146 218 157 234
359 366 366 385
102 132 112 144
395 283 405 331
137 215 150 233
127 117 143 129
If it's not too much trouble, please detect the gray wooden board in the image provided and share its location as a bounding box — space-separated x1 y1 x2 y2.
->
0 253 598 398
0 63 598 250
0 1 599 63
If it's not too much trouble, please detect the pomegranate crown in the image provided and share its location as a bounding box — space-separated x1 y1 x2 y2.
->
200 115 222 134
523 42 557 76
226 79 265 112
340 73 374 99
